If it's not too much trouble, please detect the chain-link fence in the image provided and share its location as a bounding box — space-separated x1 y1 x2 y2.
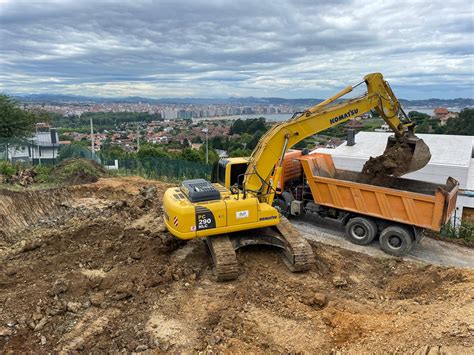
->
111 157 212 181
438 216 474 243
1 138 211 182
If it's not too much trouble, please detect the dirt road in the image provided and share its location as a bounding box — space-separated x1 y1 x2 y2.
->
293 215 474 269
1 177 473 353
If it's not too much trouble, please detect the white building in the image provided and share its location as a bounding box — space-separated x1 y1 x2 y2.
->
5 130 60 164
163 107 178 120
315 132 474 223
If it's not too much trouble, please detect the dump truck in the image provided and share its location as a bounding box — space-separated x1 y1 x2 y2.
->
273 150 459 256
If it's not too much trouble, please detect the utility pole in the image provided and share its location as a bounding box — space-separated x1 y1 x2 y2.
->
137 123 140 152
202 127 209 165
90 117 94 158
36 123 41 165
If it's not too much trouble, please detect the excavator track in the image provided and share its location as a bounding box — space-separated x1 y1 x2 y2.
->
205 235 239 281
274 216 315 272
205 217 315 282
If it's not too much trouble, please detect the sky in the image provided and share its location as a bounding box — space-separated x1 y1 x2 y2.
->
0 0 473 99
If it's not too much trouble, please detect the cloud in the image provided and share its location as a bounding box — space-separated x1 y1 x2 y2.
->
0 0 472 98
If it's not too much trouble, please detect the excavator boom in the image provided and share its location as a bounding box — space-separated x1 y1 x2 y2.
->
244 73 431 202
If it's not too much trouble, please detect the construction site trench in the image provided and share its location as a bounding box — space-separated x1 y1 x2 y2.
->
1 177 473 353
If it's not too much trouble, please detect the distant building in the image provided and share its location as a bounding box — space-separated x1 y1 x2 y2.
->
374 123 391 132
6 129 60 164
215 149 228 158
433 107 458 126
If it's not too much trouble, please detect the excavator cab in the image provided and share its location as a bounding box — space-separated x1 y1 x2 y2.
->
213 157 249 189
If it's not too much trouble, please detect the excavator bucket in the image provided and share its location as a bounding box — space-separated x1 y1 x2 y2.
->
385 135 431 175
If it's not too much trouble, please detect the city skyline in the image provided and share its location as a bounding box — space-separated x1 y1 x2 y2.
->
1 0 473 99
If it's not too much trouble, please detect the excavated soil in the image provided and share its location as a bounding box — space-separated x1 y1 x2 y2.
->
1 177 473 353
362 142 415 183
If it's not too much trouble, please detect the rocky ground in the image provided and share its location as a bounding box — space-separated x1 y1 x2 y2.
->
1 177 473 353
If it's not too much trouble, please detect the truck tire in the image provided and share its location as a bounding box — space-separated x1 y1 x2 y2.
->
379 225 414 256
345 217 377 245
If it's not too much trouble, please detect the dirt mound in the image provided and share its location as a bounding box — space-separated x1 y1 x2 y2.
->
51 158 107 185
1 177 473 353
362 141 414 182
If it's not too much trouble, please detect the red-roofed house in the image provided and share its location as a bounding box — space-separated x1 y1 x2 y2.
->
434 107 449 116
433 107 458 126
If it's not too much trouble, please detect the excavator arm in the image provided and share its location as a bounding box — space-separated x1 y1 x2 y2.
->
243 73 430 203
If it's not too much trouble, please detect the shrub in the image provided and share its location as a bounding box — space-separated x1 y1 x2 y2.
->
440 219 474 244
33 165 53 183
0 161 17 177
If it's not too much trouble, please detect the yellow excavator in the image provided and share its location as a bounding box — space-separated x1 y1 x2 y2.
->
163 73 431 280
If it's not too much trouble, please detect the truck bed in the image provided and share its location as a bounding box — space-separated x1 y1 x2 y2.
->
298 153 459 232
334 170 443 196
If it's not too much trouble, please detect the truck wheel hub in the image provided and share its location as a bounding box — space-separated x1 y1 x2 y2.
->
352 225 367 239
388 236 402 248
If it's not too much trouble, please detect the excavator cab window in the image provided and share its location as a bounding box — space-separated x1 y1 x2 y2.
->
230 163 247 189
214 159 248 189
215 160 227 186
211 161 219 183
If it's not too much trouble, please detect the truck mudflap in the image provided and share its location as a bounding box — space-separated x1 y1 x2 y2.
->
412 226 425 243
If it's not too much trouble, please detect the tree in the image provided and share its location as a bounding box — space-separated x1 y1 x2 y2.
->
180 148 203 162
101 145 127 160
247 130 264 150
209 135 227 150
230 117 267 135
408 111 431 124
0 95 50 158
198 144 219 164
444 109 474 135
58 142 93 161
229 147 252 157
0 95 44 141
136 145 170 159
191 136 203 144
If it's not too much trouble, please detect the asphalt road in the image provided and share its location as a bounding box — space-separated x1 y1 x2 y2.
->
293 215 474 269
